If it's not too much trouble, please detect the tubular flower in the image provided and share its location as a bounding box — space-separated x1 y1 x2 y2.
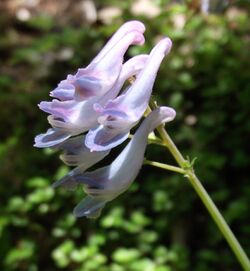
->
66 107 176 218
85 37 172 152
34 54 148 148
51 20 145 101
34 21 146 148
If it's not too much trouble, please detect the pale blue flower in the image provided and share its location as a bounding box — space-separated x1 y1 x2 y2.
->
60 107 176 218
34 54 148 148
34 21 146 148
85 37 172 152
34 21 176 220
50 20 145 101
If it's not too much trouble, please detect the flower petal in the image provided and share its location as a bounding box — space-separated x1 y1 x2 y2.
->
50 77 75 101
73 196 107 219
34 128 71 148
52 135 110 188
57 135 110 166
85 125 129 152
52 164 110 191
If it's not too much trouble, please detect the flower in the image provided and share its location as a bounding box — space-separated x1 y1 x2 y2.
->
63 107 176 218
34 21 146 148
85 37 172 152
51 20 145 101
34 21 176 219
34 54 148 148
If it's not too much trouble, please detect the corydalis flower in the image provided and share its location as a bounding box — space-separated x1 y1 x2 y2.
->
34 21 176 219
34 54 148 148
51 20 145 101
57 107 175 219
34 21 146 148
85 37 172 152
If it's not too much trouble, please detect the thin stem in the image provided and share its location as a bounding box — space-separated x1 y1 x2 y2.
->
147 138 166 146
186 170 250 271
154 111 250 270
148 101 186 167
144 160 185 174
156 125 186 167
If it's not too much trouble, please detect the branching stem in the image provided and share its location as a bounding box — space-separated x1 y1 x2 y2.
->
148 102 250 270
144 160 185 174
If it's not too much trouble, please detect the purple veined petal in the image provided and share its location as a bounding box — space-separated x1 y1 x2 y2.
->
72 106 176 218
85 109 134 152
44 55 148 122
50 78 75 101
85 125 130 152
39 96 98 137
47 115 85 134
34 128 71 148
73 30 145 101
38 99 78 121
35 55 149 148
85 38 172 152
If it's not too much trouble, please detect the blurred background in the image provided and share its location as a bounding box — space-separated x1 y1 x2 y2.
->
0 0 250 270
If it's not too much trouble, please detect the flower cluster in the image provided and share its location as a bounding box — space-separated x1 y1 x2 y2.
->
34 21 176 218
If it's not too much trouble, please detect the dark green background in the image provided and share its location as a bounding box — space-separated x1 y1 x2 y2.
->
1 0 250 270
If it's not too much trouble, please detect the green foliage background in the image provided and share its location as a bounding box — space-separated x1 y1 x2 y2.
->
0 1 250 270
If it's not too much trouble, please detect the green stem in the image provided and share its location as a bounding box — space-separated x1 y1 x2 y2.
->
186 171 250 271
156 124 250 270
144 160 185 174
157 125 187 166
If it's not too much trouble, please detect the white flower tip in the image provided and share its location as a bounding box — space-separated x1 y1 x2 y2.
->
125 20 146 34
158 37 173 55
159 106 176 122
134 32 145 45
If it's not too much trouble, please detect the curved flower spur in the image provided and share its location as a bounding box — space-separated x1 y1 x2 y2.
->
34 21 146 148
56 107 176 219
85 37 172 152
52 20 145 101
